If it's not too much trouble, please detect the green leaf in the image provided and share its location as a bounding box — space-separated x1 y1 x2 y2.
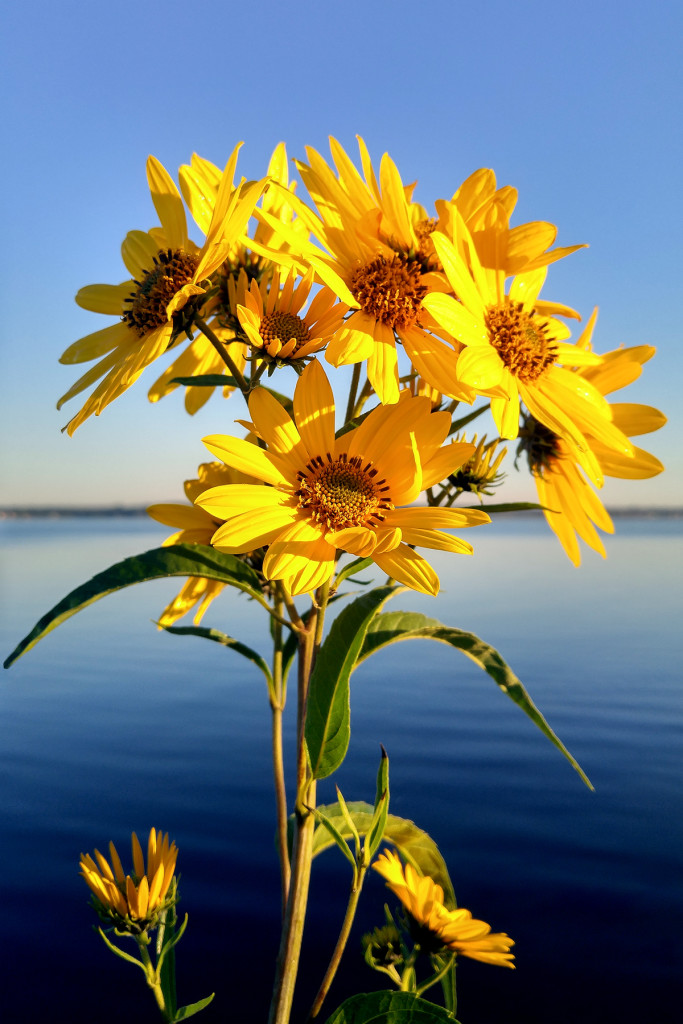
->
312 805 357 871
312 801 455 907
170 374 240 388
365 746 390 862
159 624 273 687
4 545 263 669
461 501 546 513
335 556 374 587
306 587 397 780
173 994 215 1021
324 990 456 1024
357 611 592 789
447 402 490 436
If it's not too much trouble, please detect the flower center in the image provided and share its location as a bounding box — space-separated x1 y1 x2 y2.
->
485 301 557 383
413 217 441 272
123 249 199 336
516 415 562 475
350 254 427 331
259 311 309 355
295 453 393 531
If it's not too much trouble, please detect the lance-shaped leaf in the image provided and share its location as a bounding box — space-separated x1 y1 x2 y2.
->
311 801 455 908
173 994 215 1021
334 556 373 588
305 587 397 780
357 611 592 789
4 545 263 669
364 746 390 863
159 624 273 689
170 374 241 388
324 990 457 1024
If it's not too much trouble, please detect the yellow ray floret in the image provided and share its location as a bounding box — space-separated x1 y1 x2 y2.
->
79 828 178 930
196 361 489 597
373 849 515 968
58 148 265 434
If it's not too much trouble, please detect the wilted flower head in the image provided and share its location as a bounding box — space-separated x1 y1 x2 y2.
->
80 828 178 935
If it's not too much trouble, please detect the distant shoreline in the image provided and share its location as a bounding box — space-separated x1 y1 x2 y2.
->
2 506 682 519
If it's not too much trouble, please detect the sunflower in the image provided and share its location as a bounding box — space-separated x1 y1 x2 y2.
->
195 360 489 597
519 334 666 564
148 145 310 413
80 828 178 934
373 849 515 969
251 138 453 405
236 268 348 365
421 230 634 484
58 147 264 433
147 461 259 626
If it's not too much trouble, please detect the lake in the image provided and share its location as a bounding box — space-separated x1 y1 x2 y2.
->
1 516 681 1023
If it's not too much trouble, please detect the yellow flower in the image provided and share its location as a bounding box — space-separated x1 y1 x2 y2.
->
253 137 452 405
148 144 309 413
422 231 634 485
80 828 178 932
236 268 348 363
195 360 489 597
520 333 666 565
147 461 258 626
433 166 586 277
58 147 264 433
373 849 515 969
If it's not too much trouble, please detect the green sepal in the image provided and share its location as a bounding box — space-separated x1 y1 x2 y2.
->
305 586 398 780
4 545 263 669
335 556 373 587
312 802 455 908
324 990 457 1024
173 993 215 1021
357 611 592 789
159 624 273 689
365 746 390 864
311 805 357 871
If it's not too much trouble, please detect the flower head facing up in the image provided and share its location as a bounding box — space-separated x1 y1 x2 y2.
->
196 360 489 597
80 828 178 935
373 849 515 969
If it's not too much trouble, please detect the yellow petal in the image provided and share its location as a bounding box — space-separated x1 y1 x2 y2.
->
211 506 296 552
373 544 439 596
195 484 288 519
147 156 188 250
75 282 134 315
203 434 291 487
293 360 336 457
121 230 159 280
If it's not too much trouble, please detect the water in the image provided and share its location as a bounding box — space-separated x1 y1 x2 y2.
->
1 516 681 1023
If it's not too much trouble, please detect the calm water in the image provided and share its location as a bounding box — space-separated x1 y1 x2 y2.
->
1 517 682 1023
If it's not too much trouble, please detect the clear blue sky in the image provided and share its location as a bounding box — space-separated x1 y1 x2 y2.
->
1 0 681 507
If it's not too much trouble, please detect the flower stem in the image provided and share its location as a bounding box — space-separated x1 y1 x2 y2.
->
194 316 250 397
137 939 169 1021
344 362 361 424
271 586 290 911
307 866 367 1019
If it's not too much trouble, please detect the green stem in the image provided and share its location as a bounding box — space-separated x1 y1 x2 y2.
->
344 362 361 424
415 952 457 998
268 583 330 1024
271 587 290 911
137 940 169 1021
194 316 250 396
307 866 367 1019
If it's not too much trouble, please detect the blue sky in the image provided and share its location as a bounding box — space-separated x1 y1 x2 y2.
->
1 0 681 507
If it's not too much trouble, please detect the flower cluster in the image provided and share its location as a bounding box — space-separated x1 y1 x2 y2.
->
59 136 665 589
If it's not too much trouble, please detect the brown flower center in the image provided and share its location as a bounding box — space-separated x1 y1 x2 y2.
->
295 453 393 531
259 311 309 355
516 415 562 475
485 301 557 383
350 254 427 331
413 217 442 272
123 249 199 337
